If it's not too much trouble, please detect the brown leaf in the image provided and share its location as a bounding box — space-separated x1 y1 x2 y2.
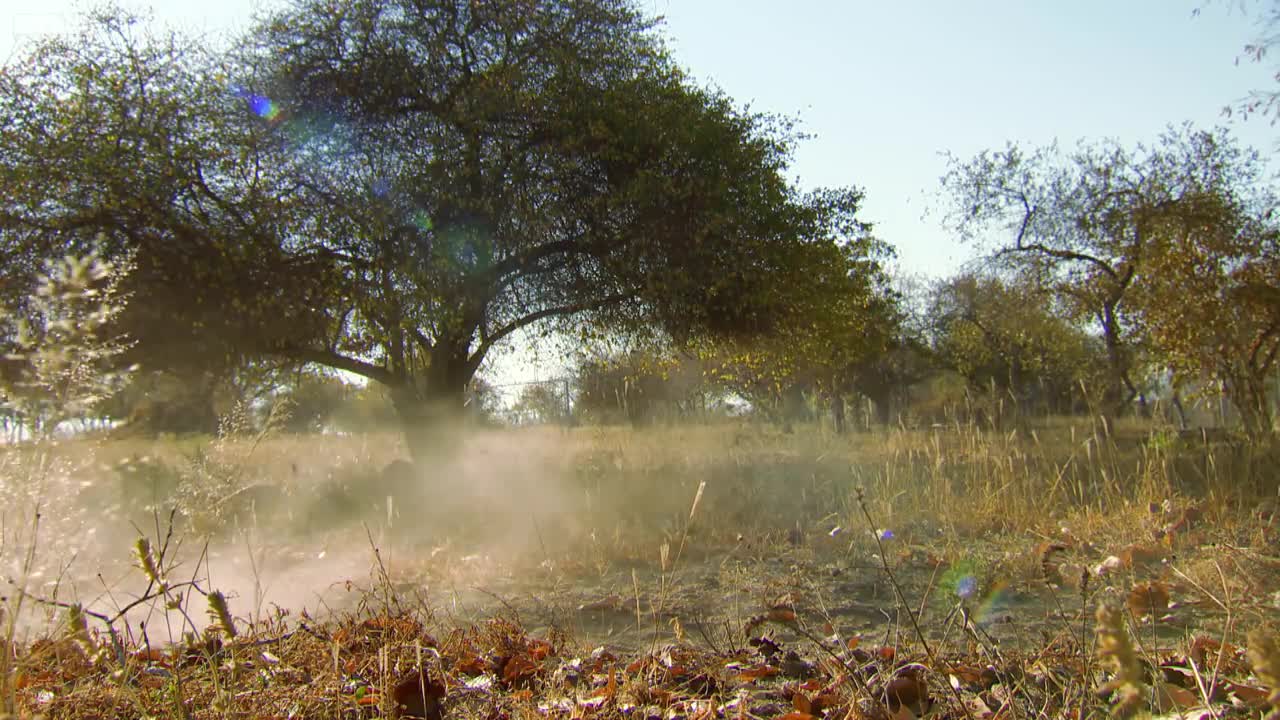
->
1118 543 1165 570
811 692 841 712
792 692 813 714
733 664 780 682
1038 542 1069 584
767 608 798 624
1225 680 1271 706
1153 681 1199 711
884 670 929 713
526 637 553 661
1126 582 1170 617
501 652 539 688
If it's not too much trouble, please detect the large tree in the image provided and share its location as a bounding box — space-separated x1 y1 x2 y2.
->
1130 188 1280 438
938 125 1258 426
0 8 333 432
1 2 877 457
240 0 876 453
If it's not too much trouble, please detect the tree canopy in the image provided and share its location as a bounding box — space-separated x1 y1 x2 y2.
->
938 125 1264 424
0 1 883 454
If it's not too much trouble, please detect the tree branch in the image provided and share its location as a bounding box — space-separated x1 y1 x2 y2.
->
473 292 631 359
274 343 395 386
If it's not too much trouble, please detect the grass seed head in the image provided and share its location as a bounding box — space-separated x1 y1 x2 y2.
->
1096 600 1145 717
1247 627 1280 720
132 537 162 587
207 590 237 639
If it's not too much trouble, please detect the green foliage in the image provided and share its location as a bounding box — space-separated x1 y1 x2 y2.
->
0 2 882 453
1129 180 1280 437
275 369 356 433
0 7 334 407
940 125 1273 424
929 272 1105 414
574 349 707 425
511 382 569 425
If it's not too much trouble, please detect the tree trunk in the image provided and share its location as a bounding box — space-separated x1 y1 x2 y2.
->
388 347 475 464
1171 390 1189 430
831 394 846 434
779 384 810 431
866 387 892 427
1228 370 1274 441
1098 304 1130 434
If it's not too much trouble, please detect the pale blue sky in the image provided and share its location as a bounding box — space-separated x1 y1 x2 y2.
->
4 1 1277 382
655 1 1278 274
4 1 1274 274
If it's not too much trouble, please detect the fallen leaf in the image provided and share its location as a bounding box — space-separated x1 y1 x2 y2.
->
733 664 780 682
1153 681 1199 712
1224 680 1271 706
1127 582 1171 617
767 608 798 624
1038 542 1069 584
885 669 929 713
502 653 539 688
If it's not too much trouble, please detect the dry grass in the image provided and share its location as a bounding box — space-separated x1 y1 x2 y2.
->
0 416 1278 718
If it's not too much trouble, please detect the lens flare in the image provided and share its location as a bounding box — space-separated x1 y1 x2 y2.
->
971 580 1012 626
941 558 980 600
412 210 434 233
231 85 283 124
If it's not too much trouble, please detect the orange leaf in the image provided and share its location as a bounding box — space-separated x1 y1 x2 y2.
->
502 653 539 686
767 608 797 624
811 693 841 712
775 714 816 720
1226 681 1271 706
455 655 486 676
792 693 813 714
734 664 780 682
526 638 553 661
591 670 618 699
1155 681 1199 710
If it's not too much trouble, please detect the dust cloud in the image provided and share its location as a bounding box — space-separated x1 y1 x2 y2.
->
0 425 591 642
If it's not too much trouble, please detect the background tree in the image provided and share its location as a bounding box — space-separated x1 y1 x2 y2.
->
463 376 503 426
928 272 1105 423
939 125 1254 426
244 0 875 457
1202 0 1280 124
1131 188 1280 437
698 225 894 431
847 274 936 427
573 348 707 425
511 382 568 425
